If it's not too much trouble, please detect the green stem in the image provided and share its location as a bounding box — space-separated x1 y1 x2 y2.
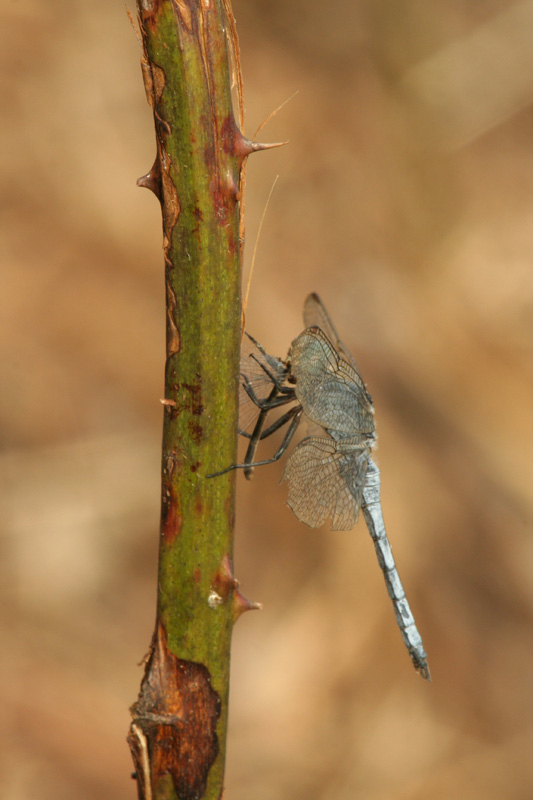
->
127 2 256 798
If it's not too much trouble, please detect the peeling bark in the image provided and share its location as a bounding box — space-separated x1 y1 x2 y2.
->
129 624 221 800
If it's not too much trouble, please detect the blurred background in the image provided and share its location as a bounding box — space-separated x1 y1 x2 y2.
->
1 0 532 798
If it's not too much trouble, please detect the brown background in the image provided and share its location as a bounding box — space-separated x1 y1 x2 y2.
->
2 1 532 798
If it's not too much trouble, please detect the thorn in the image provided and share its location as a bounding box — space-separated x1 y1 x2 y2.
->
250 139 289 152
160 398 176 406
233 589 263 622
234 131 288 159
210 554 261 620
137 156 162 201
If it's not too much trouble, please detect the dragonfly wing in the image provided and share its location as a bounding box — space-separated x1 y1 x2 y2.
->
303 292 344 353
239 333 288 432
289 327 375 437
303 292 362 375
281 436 370 531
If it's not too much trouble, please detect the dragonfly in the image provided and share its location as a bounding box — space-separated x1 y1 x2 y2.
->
210 293 430 680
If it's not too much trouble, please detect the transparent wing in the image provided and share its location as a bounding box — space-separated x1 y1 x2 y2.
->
303 292 362 376
281 436 370 531
289 327 375 438
239 333 288 432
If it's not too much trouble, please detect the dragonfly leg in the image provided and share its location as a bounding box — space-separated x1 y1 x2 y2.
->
207 408 303 478
242 384 279 479
243 331 292 392
239 406 300 442
243 404 301 480
241 374 296 409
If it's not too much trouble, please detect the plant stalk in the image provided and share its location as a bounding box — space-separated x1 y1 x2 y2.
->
127 2 256 797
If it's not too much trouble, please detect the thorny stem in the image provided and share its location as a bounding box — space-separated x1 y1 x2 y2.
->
127 2 262 798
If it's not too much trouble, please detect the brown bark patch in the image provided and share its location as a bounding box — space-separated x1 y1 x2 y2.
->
130 622 221 800
161 478 182 542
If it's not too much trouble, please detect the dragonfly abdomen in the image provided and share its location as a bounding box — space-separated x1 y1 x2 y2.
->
362 460 430 680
